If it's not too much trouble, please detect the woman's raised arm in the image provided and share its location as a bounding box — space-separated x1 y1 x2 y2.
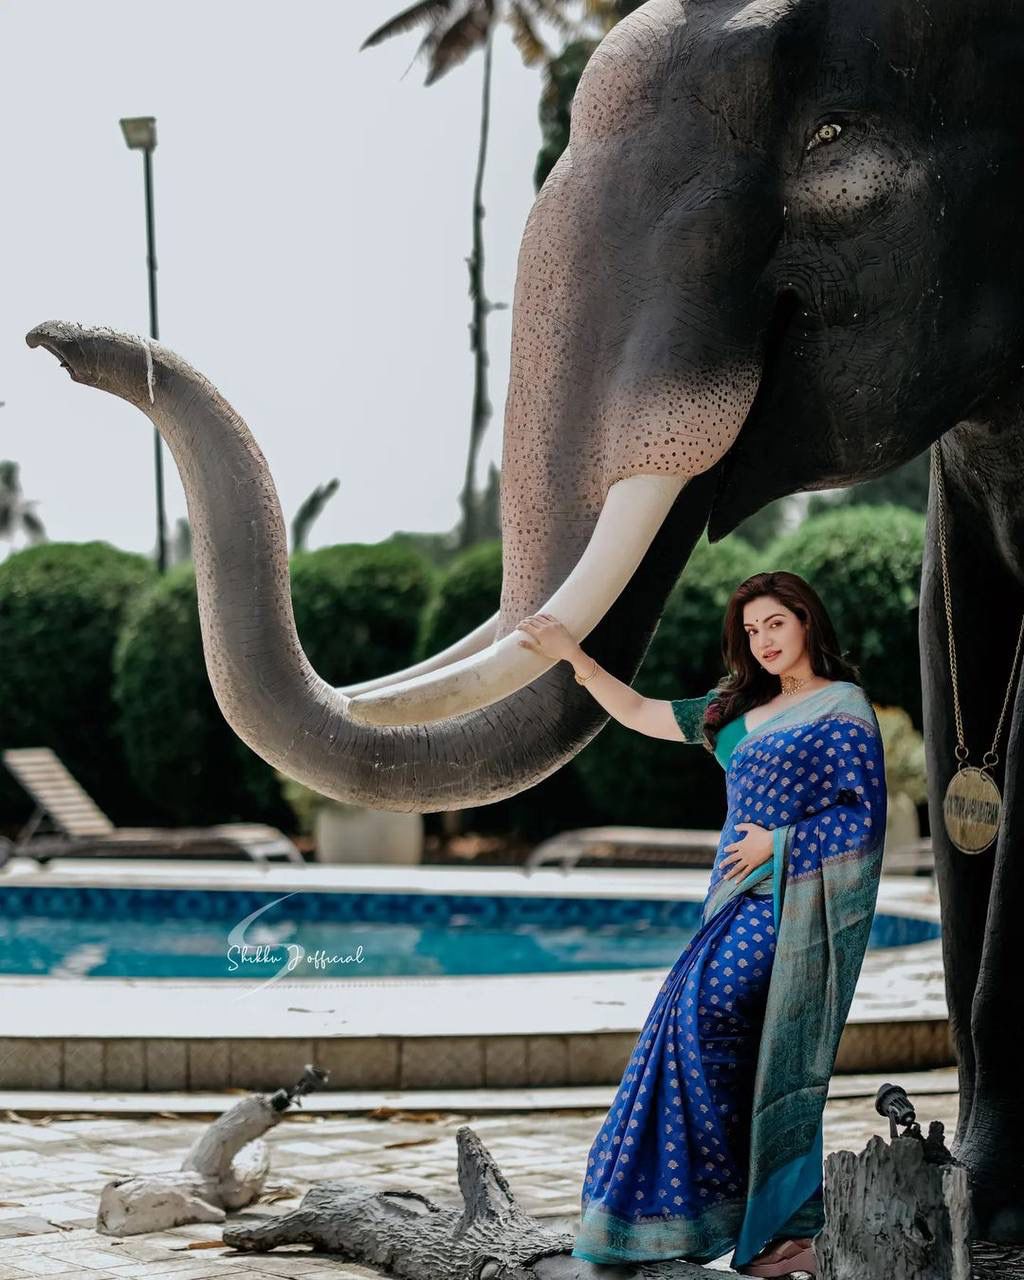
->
513 611 712 742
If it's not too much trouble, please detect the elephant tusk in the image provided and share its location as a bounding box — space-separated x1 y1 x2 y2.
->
335 612 499 696
345 472 687 726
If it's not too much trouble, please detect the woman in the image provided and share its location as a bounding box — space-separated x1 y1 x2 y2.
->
515 571 887 1278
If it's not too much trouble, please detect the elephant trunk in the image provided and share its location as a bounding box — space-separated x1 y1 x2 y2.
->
26 320 718 811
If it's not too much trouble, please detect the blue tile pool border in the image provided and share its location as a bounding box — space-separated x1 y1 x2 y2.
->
0 884 940 948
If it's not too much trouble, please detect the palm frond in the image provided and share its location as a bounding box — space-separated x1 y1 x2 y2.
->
520 0 576 37
581 0 619 29
360 0 459 51
507 1 549 66
0 461 45 545
171 516 191 565
539 56 560 112
424 2 493 84
22 508 46 543
291 479 340 553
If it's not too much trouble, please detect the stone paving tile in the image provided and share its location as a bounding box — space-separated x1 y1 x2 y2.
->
0 1261 76 1277
0 1217 66 1239
108 1267 251 1279
0 1128 69 1149
102 1260 251 1278
232 1257 366 1276
17 1241 134 1268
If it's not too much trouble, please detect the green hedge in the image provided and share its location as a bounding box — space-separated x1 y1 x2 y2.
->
414 538 598 840
113 543 436 827
765 504 925 723
291 543 437 683
416 539 501 660
0 542 155 828
572 535 760 830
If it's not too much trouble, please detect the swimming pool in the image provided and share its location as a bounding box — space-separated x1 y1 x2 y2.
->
0 883 941 981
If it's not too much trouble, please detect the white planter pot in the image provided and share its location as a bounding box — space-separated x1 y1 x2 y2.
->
884 790 920 855
313 804 423 865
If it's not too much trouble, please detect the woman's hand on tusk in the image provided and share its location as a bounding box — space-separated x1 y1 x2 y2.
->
515 613 580 662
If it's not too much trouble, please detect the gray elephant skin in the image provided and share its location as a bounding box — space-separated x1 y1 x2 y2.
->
26 0 1024 1243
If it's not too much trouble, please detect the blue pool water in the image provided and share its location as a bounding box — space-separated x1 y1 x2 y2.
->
0 885 941 980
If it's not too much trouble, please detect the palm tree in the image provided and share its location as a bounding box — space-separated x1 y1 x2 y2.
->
361 0 577 550
291 479 341 553
0 460 46 552
170 516 192 567
163 480 340 566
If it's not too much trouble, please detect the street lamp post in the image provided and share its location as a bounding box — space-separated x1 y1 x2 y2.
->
119 115 167 573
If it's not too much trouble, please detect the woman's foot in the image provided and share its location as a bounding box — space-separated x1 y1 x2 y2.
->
738 1236 816 1277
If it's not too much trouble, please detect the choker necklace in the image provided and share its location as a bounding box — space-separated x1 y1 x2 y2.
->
780 673 812 696
932 441 1024 855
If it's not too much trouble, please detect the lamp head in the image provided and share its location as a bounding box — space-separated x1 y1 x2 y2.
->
119 116 157 151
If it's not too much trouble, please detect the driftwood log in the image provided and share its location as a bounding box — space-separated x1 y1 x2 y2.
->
223 1124 748 1278
97 1065 327 1236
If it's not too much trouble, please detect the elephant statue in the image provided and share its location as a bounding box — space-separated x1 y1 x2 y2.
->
27 0 1024 1244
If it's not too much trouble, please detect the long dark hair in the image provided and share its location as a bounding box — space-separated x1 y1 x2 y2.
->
702 571 862 751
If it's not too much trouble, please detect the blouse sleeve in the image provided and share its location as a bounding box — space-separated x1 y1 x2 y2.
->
669 688 718 745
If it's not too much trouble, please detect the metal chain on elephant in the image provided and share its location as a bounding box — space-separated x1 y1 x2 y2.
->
931 441 1024 854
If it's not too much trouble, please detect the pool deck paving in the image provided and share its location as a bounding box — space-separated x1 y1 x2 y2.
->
0 1071 960 1278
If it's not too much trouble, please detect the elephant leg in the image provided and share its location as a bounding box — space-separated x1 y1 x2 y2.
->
922 479 1024 1237
921 492 995 1149
955 661 1024 1240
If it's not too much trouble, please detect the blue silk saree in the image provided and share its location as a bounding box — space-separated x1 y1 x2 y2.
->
571 680 887 1270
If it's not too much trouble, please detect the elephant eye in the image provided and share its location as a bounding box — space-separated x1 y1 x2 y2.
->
806 121 844 152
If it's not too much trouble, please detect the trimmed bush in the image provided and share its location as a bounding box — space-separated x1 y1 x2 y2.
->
0 542 154 828
416 539 501 659
765 504 925 724
113 543 435 826
411 538 597 841
572 535 760 830
291 543 437 684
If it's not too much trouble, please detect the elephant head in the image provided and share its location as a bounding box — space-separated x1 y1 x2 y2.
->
28 0 1024 811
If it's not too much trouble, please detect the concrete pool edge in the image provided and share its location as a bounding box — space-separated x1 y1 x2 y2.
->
0 862 949 1091
0 1067 960 1117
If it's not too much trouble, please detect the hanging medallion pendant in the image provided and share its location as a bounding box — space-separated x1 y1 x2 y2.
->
943 767 1002 854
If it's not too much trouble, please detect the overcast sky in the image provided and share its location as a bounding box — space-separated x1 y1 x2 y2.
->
1 1 546 560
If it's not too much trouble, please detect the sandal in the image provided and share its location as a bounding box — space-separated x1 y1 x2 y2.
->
737 1237 817 1277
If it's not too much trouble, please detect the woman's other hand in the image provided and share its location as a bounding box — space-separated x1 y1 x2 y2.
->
721 822 773 880
515 613 580 662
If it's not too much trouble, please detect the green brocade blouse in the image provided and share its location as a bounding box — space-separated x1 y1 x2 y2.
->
669 686 745 770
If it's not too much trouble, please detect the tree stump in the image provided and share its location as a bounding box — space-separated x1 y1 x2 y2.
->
817 1133 971 1280
223 1124 744 1278
971 1241 1024 1279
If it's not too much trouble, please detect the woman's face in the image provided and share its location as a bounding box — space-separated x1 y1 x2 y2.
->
742 596 808 677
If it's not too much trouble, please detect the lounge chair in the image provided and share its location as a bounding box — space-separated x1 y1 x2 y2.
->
524 825 722 873
524 823 934 877
1 747 304 867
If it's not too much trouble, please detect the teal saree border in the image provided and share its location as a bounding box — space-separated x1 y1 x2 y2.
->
733 1116 825 1264
572 1193 746 1266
